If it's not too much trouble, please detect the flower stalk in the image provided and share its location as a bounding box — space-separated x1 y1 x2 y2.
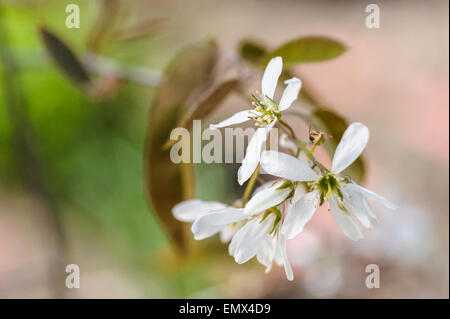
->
278 119 329 174
242 164 260 206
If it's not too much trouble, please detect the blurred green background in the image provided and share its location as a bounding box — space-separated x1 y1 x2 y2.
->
0 0 448 298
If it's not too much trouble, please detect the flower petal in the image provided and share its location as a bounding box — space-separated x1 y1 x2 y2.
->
191 208 247 240
237 124 272 185
329 199 363 241
279 78 302 111
220 225 238 243
209 110 251 129
229 215 275 264
345 183 397 210
280 133 298 154
273 240 284 266
244 182 292 215
253 180 275 195
281 190 319 239
278 234 293 281
172 199 227 222
342 188 374 229
228 219 254 258
261 56 282 99
256 234 277 267
331 122 370 174
260 150 319 181
362 198 378 221
290 183 305 205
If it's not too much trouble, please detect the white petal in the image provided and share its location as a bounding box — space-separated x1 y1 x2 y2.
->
244 182 292 215
253 180 275 195
191 208 246 240
237 124 272 185
273 239 284 266
342 189 373 229
209 110 251 129
329 199 363 241
278 234 293 281
256 234 277 267
172 199 227 222
332 122 369 173
229 215 275 264
279 78 302 111
291 183 305 204
228 219 254 257
362 197 378 221
281 190 319 239
345 183 397 210
280 133 298 154
261 57 282 99
260 150 319 181
220 225 238 243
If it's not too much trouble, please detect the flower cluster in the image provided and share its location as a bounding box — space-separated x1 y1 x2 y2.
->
172 57 396 280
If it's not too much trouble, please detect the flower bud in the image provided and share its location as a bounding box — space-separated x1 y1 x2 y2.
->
309 130 326 146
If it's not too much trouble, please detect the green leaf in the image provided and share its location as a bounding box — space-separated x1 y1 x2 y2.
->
144 41 218 253
163 78 240 150
264 36 347 65
239 39 267 64
309 109 366 183
39 27 91 86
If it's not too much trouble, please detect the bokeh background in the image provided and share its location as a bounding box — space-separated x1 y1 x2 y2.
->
0 0 448 298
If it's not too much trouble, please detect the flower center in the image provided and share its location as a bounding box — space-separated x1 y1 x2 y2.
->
315 173 345 206
249 91 280 127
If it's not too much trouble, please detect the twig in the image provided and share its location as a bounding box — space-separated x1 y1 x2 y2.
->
242 164 260 206
83 52 162 87
278 119 329 174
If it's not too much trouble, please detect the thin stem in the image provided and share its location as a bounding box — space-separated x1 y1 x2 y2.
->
256 176 265 185
295 140 329 174
278 119 329 174
83 52 162 87
242 164 260 206
278 119 295 138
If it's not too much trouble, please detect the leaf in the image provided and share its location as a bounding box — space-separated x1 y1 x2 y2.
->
39 27 91 86
309 109 366 183
163 78 240 150
264 36 347 65
239 39 267 64
144 41 218 253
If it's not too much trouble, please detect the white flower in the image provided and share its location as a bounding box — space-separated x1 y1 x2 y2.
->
210 57 302 185
228 213 294 280
257 232 293 280
260 122 397 241
224 179 295 280
173 183 295 280
244 180 293 216
192 207 248 241
172 199 247 243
